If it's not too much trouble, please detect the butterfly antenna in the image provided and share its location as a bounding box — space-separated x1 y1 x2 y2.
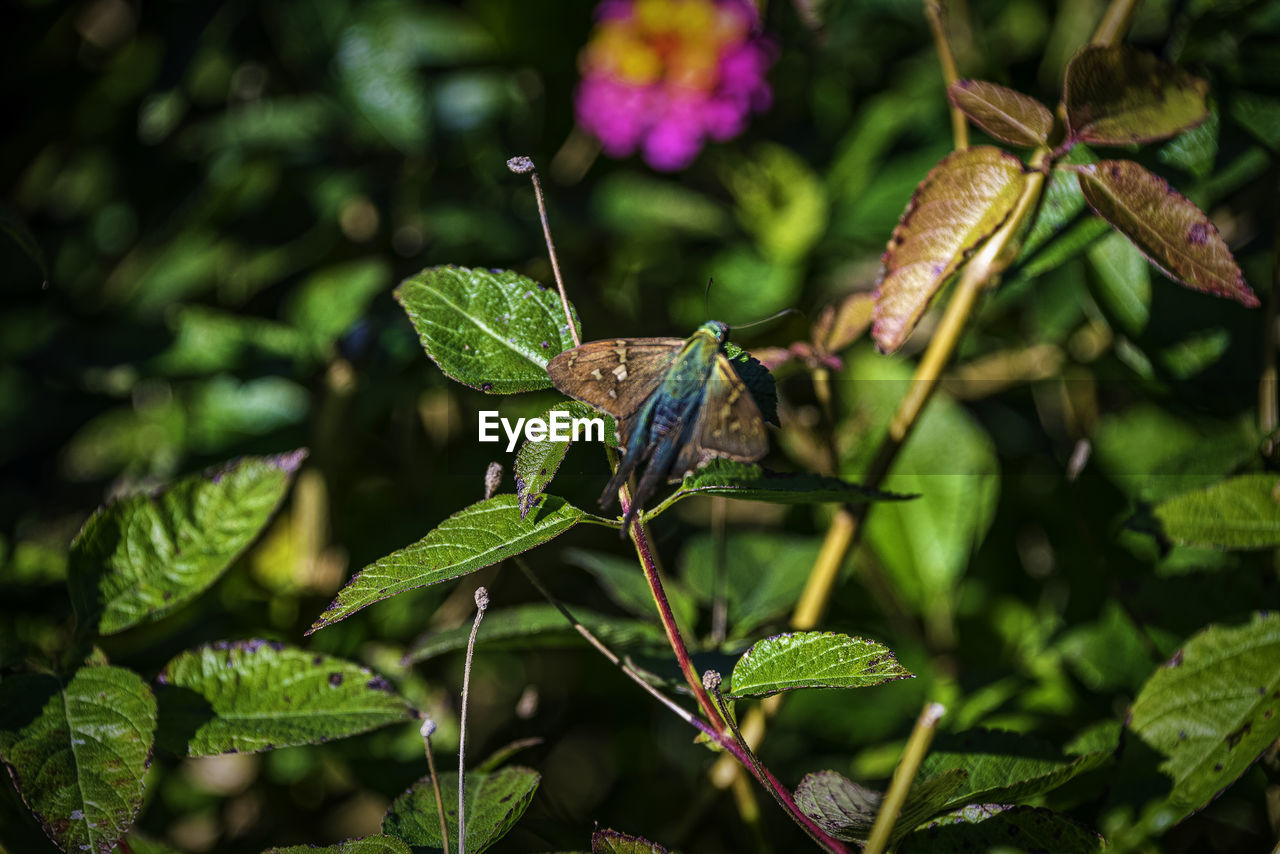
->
704 277 714 317
508 156 581 347
728 307 806 331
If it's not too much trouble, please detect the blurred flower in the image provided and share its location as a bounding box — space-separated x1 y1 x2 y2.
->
575 0 774 171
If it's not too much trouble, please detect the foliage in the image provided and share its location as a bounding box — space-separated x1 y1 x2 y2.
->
2 0 1278 852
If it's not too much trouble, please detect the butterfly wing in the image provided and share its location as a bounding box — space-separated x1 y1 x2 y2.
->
546 338 683 419
672 353 768 476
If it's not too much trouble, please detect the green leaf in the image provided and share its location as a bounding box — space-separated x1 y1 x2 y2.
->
873 146 1027 352
114 832 184 854
592 828 674 853
722 342 780 427
1151 473 1280 548
402 603 666 664
156 641 415 756
593 172 731 238
0 664 156 854
1014 145 1104 278
1159 103 1220 178
727 632 912 698
382 766 539 853
262 835 412 854
69 450 306 636
514 401 617 518
1064 45 1210 146
1230 92 1280 151
897 805 1105 854
1087 230 1151 335
284 258 391 354
565 548 698 634
917 729 1112 810
793 768 968 843
651 460 908 518
1074 160 1258 307
678 533 819 639
947 80 1054 147
308 495 595 633
395 266 581 394
718 142 829 264
1126 612 1280 824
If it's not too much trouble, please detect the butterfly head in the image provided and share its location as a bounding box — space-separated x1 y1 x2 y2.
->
700 320 730 345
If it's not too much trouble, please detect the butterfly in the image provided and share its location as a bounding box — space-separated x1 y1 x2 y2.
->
546 320 769 535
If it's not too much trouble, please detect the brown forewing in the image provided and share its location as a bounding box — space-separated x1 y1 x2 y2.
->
546 338 683 418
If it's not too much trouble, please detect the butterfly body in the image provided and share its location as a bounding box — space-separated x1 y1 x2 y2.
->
547 321 767 533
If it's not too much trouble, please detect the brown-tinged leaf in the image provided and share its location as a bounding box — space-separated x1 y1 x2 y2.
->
873 146 1027 352
1073 160 1257 307
1064 46 1209 146
814 292 875 355
948 80 1054 147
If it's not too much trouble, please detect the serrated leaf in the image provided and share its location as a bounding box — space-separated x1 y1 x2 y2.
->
873 146 1027 352
69 450 306 636
591 828 674 853
793 768 968 842
309 496 595 633
382 766 539 853
1074 160 1257 307
1151 473 1280 549
722 342 780 427
654 460 909 516
394 266 580 394
918 729 1112 810
727 632 912 698
897 804 1105 853
156 641 414 756
1127 612 1280 823
515 401 617 518
262 835 412 854
1064 45 1210 146
402 603 666 664
948 80 1054 147
0 664 156 854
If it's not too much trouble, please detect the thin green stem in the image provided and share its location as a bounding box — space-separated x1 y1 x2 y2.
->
864 703 947 854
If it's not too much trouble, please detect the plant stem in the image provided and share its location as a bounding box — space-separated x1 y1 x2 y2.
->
458 587 488 854
507 156 580 348
863 702 947 854
924 0 968 151
420 718 450 854
1090 0 1140 46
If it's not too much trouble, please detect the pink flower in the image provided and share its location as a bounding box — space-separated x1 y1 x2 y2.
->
575 0 774 172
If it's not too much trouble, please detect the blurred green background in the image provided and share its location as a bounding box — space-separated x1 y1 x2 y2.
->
3 0 1279 851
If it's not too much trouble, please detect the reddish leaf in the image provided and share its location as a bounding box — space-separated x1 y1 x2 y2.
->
873 146 1027 352
948 80 1054 147
814 291 874 354
1074 160 1257 307
1065 46 1209 146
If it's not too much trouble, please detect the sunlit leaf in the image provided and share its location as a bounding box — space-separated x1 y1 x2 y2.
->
917 729 1112 810
652 460 909 517
308 496 598 633
1152 473 1280 548
515 401 617 518
1064 46 1209 146
0 663 156 854
592 828 674 853
898 804 1105 853
395 266 581 394
156 641 415 756
948 80 1054 147
383 766 539 853
1074 160 1257 307
1126 612 1280 824
727 632 912 697
402 603 665 664
719 142 829 263
873 146 1027 352
69 450 306 636
262 834 412 854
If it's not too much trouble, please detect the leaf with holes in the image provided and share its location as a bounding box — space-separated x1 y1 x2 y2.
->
395 266 580 393
1151 473 1280 549
727 632 912 698
592 828 675 853
308 496 602 633
1073 160 1256 306
1126 612 1280 823
382 766 539 853
515 401 617 518
69 450 306 636
873 146 1027 352
948 81 1053 147
1064 45 1209 146
0 663 156 854
155 641 415 756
